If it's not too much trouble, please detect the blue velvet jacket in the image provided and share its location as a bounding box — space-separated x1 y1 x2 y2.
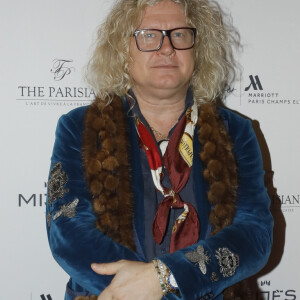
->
46 103 273 300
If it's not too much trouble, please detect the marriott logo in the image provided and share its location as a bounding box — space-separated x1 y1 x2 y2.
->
245 75 263 91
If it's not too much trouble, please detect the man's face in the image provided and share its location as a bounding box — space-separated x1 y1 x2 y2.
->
129 0 194 97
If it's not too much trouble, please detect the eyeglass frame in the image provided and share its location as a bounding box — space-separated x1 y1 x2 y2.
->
132 27 197 52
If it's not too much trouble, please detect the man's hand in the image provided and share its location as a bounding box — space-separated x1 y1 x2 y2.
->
91 260 163 300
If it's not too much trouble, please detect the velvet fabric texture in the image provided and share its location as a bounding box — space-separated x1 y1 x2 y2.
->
46 99 273 300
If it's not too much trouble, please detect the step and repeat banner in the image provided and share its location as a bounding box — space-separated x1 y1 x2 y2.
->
0 0 299 299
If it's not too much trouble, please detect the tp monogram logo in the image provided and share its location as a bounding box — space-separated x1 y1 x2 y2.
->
50 59 75 81
40 295 52 300
245 75 263 91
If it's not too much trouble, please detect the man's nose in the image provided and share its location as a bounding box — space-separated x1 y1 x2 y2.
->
157 36 175 56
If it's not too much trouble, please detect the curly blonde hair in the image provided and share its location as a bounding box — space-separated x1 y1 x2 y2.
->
86 0 240 103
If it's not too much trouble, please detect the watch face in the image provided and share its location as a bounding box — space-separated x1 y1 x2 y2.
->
168 272 179 289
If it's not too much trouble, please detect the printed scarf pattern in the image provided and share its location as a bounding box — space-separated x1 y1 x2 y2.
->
135 103 200 253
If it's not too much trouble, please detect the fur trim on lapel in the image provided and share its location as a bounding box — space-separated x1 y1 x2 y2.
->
83 96 135 251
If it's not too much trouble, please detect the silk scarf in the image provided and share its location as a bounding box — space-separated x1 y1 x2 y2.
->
135 103 200 253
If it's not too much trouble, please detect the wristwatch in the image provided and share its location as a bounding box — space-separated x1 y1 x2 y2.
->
166 269 179 293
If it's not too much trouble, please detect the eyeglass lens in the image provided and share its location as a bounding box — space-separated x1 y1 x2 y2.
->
135 28 195 51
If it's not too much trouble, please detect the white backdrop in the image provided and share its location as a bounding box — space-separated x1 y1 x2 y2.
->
0 0 299 299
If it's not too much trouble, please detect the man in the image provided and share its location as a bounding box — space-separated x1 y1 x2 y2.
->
46 0 273 299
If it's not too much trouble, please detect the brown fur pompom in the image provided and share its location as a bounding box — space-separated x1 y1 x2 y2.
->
104 174 119 191
207 159 222 179
92 197 106 214
102 156 119 171
87 159 102 175
92 117 105 131
90 180 103 195
101 138 116 152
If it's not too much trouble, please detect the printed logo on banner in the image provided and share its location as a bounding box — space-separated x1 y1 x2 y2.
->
16 59 95 107
18 182 47 207
245 75 263 91
51 59 75 81
40 295 52 300
237 74 300 106
225 86 237 95
271 194 300 213
258 280 297 300
28 293 54 300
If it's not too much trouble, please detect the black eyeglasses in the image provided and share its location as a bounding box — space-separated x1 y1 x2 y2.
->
133 27 197 52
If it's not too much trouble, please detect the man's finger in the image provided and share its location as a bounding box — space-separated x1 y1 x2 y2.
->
91 260 125 275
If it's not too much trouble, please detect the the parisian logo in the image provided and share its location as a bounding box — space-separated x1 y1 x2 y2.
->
51 59 75 81
244 74 299 105
272 194 300 213
16 58 95 107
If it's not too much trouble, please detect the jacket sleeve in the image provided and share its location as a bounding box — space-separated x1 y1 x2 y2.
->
46 108 144 295
159 112 273 300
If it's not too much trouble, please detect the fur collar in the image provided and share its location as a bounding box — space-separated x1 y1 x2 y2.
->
82 96 245 299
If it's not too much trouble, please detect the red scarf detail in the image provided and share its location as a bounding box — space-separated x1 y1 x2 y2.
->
136 110 200 253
